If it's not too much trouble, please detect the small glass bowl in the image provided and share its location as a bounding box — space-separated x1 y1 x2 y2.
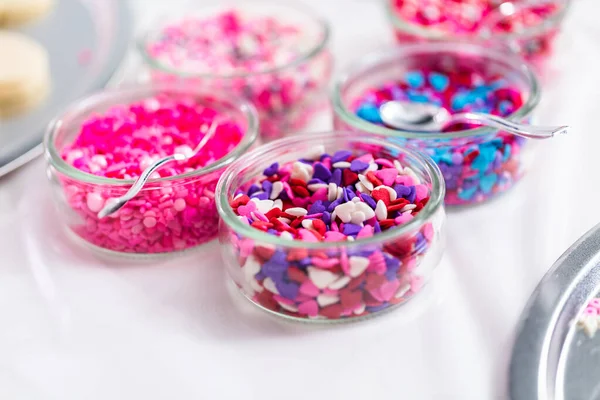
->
44 85 258 256
385 0 572 71
216 132 446 322
332 42 540 206
137 0 333 142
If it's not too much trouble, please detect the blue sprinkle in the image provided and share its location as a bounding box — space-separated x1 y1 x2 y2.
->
429 72 449 92
499 100 513 114
405 71 425 88
503 144 512 162
458 186 478 201
451 92 470 111
407 94 431 103
480 173 498 194
356 104 382 123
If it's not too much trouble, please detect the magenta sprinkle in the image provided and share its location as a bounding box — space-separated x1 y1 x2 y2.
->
59 94 244 254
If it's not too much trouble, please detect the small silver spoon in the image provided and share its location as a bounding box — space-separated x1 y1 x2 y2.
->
379 101 569 139
97 120 220 219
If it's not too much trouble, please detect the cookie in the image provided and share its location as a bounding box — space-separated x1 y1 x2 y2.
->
0 31 50 118
0 0 54 27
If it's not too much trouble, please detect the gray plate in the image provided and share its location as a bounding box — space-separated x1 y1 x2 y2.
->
0 0 132 177
510 223 600 400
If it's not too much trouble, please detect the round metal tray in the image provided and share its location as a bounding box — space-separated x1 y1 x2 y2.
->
510 223 600 400
0 0 132 177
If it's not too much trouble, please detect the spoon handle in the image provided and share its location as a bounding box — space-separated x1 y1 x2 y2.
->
450 112 569 139
97 120 219 219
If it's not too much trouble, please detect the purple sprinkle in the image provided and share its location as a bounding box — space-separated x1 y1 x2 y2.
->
366 304 389 312
394 184 411 197
407 186 416 203
313 162 332 181
331 169 342 186
262 180 273 196
374 221 381 233
320 153 331 162
299 159 313 165
307 178 326 186
345 186 356 201
248 184 261 196
328 198 343 212
385 257 400 272
251 192 269 200
360 193 377 209
276 281 300 300
267 229 278 235
263 162 279 176
343 223 362 236
332 150 352 163
297 258 313 268
385 269 398 282
350 159 369 172
305 213 323 219
322 211 331 225
308 200 326 214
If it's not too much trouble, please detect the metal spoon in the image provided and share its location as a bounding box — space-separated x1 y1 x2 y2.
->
97 120 219 219
379 101 569 139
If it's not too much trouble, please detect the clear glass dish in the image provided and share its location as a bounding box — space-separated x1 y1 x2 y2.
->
385 0 572 72
44 85 258 256
332 41 540 206
216 132 446 322
137 0 333 142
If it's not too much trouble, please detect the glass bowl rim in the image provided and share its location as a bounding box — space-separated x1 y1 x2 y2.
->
216 131 446 250
385 0 573 41
137 0 331 80
43 84 260 186
331 41 541 141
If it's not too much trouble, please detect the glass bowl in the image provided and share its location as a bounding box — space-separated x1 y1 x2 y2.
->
44 85 258 256
332 41 541 206
216 132 446 322
385 0 572 71
137 0 333 142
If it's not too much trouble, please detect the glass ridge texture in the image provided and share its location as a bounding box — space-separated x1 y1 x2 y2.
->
332 42 540 205
216 133 446 322
44 85 258 256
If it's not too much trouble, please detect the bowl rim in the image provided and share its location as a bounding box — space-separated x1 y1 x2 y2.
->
137 0 331 80
216 131 446 250
331 41 541 141
43 84 260 186
385 0 573 41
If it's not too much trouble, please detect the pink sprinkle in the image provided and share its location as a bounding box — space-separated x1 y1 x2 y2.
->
324 231 346 242
311 257 340 269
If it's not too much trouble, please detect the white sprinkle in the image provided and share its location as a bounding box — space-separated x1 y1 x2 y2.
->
401 204 417 212
328 183 338 202
291 161 312 182
353 303 366 315
301 219 314 229
350 211 366 225
252 199 275 214
263 278 279 294
349 256 370 277
366 162 378 173
307 183 328 191
317 294 340 307
394 160 404 173
351 196 361 203
270 181 284 199
233 193 244 200
347 236 355 242
355 182 369 193
286 207 308 217
334 202 355 223
355 202 375 220
273 199 283 210
280 231 294 240
358 174 374 191
305 145 326 160
328 276 351 290
307 267 340 289
336 186 344 200
278 302 299 313
332 161 351 169
278 217 291 224
395 283 411 299
375 200 387 220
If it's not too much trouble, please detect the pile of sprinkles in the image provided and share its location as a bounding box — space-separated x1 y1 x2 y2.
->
352 66 527 205
144 8 331 140
390 0 562 59
60 94 244 253
229 149 437 320
577 298 600 337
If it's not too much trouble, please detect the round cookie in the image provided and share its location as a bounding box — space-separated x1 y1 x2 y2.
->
0 0 54 27
0 31 50 118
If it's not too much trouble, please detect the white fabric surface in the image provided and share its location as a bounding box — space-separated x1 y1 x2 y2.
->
1 0 599 398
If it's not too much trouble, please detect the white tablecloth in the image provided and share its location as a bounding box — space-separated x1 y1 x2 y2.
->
1 0 599 398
